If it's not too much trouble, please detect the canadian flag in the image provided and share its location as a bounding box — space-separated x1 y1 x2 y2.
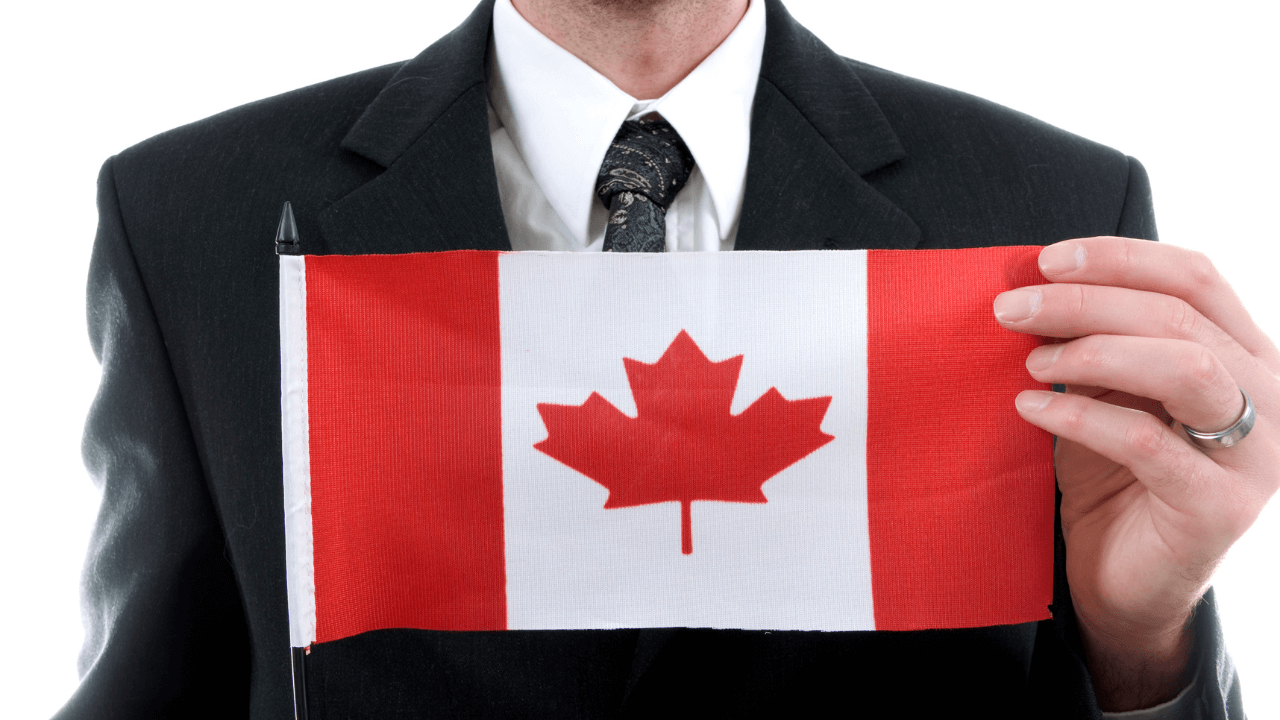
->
279 247 1054 649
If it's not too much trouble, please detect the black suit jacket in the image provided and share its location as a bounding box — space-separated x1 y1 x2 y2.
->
58 1 1242 718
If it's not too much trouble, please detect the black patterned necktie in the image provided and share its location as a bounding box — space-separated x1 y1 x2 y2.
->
595 118 695 252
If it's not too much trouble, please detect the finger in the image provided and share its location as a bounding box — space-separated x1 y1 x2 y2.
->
1063 385 1172 426
994 283 1237 355
1035 237 1278 363
1026 336 1244 433
1014 390 1219 511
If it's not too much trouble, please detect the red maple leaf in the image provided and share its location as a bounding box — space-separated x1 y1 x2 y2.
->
534 330 834 554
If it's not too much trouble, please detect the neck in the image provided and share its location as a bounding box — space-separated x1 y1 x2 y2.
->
510 0 749 99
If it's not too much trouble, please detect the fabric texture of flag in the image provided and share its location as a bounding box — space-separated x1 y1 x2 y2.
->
279 247 1054 649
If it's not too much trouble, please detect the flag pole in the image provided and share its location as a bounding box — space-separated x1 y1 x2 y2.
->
279 201 308 720
290 647 309 720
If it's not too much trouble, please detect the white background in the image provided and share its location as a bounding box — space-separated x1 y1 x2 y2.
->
0 1 1275 717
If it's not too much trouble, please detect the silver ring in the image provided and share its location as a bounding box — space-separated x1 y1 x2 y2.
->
1183 388 1256 450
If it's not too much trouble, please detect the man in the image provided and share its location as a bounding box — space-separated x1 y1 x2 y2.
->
58 0 1277 717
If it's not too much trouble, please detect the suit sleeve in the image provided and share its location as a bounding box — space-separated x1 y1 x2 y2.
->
53 158 251 719
1088 157 1244 720
1116 155 1159 243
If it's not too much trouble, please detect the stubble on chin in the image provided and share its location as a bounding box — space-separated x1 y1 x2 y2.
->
583 0 674 10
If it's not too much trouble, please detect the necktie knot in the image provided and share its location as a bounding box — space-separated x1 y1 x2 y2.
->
595 118 695 252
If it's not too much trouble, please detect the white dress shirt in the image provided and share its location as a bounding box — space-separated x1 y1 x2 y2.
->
487 0 765 252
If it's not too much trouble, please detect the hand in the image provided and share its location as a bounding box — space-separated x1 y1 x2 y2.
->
993 237 1279 711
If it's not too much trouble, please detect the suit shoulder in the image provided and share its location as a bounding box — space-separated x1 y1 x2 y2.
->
112 62 402 179
102 62 406 260
842 58 1146 245
846 57 1129 173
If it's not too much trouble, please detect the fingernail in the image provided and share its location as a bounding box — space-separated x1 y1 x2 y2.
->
1039 242 1085 275
1016 390 1055 412
994 288 1042 323
1026 344 1065 372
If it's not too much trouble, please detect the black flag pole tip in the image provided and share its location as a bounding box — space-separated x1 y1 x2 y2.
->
276 201 301 255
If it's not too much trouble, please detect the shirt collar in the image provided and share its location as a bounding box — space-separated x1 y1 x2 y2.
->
490 0 766 245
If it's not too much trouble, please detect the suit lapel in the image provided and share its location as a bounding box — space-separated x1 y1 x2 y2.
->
735 0 921 251
317 0 511 255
